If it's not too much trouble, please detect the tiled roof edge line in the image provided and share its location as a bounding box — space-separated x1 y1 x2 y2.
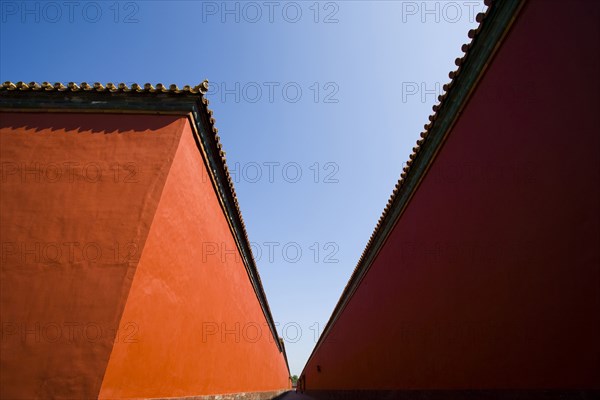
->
301 0 526 375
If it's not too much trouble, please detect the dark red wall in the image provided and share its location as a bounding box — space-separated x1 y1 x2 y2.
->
304 0 600 391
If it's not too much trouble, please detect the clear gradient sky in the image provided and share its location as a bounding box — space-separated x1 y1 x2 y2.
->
0 0 483 375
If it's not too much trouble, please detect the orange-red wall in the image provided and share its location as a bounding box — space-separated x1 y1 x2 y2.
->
0 113 184 399
1 112 290 399
99 118 290 398
304 0 600 390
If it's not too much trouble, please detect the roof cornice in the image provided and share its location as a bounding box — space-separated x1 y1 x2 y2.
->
1 80 209 94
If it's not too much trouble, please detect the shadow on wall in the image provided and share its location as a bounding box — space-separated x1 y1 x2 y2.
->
0 112 179 133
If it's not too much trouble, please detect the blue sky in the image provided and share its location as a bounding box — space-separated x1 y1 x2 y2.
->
0 0 483 375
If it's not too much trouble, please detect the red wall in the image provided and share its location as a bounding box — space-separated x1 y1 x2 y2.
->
1 112 290 398
99 118 290 398
0 113 184 399
304 0 600 390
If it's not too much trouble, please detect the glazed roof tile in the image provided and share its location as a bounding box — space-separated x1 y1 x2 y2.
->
1 80 209 94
